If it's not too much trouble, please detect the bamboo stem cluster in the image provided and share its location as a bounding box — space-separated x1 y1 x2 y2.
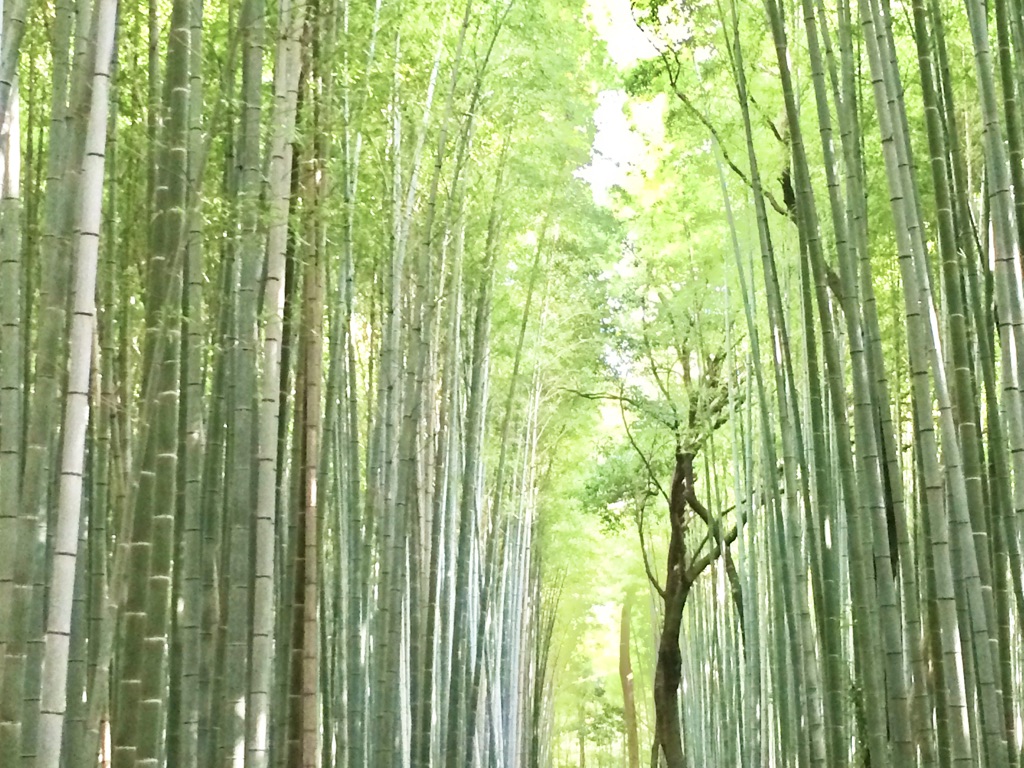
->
0 0 601 767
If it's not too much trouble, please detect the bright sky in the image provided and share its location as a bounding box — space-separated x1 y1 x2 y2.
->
579 0 659 205
587 0 658 68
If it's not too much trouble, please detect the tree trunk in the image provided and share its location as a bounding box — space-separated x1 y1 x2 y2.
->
620 597 640 768
653 452 693 768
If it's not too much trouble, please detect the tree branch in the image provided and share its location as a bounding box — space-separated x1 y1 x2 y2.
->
636 497 667 599
687 516 739 581
660 57 789 218
620 391 670 505
684 489 739 581
562 387 647 412
639 315 681 436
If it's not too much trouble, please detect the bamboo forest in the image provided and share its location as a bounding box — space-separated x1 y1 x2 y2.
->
4 0 1024 764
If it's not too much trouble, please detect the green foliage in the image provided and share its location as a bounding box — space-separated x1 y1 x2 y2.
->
579 681 625 747
624 57 667 96
582 436 660 531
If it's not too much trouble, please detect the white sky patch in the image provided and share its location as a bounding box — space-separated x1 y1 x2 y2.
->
577 90 645 206
578 89 668 208
580 0 661 206
587 0 658 69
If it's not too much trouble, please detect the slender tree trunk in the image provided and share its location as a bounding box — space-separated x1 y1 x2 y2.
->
35 1 117 762
620 597 641 768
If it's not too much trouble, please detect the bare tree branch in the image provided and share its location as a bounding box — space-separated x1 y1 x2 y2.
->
562 387 647 412
687 524 739 582
636 497 667 599
620 389 670 505
660 54 789 218
639 310 681 436
685 489 740 581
